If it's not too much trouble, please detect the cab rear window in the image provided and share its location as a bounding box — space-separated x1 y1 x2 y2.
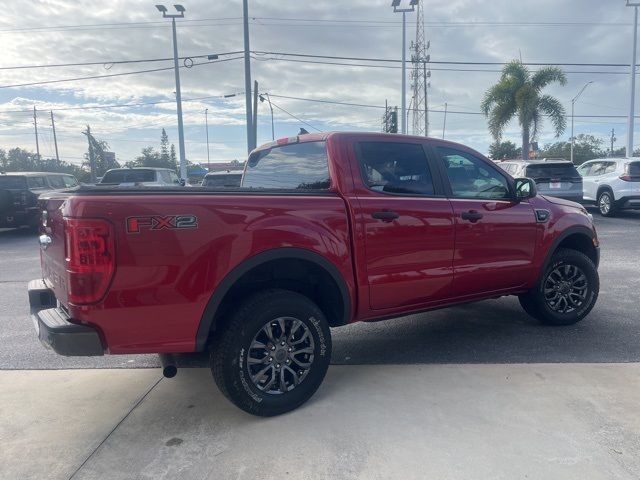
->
242 141 330 190
101 169 156 183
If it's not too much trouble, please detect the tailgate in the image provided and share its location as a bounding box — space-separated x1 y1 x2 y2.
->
40 195 70 307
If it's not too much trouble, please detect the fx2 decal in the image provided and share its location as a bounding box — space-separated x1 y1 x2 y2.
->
126 215 198 234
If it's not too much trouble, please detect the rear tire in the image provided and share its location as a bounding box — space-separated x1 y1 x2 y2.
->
518 248 599 326
210 289 332 416
597 190 616 217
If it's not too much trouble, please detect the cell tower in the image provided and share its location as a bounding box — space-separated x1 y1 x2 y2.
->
410 0 430 136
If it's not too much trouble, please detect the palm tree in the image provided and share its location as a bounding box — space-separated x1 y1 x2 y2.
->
481 60 567 159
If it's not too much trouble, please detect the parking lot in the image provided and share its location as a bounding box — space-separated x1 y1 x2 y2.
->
2 210 640 480
1 209 640 370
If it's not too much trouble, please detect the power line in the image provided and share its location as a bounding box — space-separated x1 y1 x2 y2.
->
253 51 632 68
0 51 243 71
0 56 243 89
258 99 322 132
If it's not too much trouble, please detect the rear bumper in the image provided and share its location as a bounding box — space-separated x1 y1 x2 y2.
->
28 279 104 356
618 196 640 210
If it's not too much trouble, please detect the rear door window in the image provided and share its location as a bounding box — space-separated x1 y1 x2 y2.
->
243 141 330 190
357 141 435 195
63 176 78 187
27 176 47 189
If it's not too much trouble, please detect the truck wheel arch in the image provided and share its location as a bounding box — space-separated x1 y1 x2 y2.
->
540 226 599 276
195 248 352 351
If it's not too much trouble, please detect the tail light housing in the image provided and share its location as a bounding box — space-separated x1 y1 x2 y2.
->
64 218 115 305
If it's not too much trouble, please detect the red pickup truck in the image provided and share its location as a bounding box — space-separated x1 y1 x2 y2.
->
29 132 600 416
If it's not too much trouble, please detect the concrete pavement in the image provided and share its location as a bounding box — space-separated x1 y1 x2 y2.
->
1 364 639 480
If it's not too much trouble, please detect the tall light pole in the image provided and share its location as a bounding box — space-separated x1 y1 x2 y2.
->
205 108 210 166
627 1 639 157
156 4 187 181
260 93 275 140
570 81 593 163
391 0 418 135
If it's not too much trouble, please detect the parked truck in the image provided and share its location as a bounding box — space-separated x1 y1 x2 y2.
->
28 132 600 416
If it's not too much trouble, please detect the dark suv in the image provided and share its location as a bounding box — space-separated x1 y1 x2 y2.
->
498 159 583 203
0 172 78 229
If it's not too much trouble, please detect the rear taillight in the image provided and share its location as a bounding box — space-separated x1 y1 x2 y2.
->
64 218 115 305
619 175 632 182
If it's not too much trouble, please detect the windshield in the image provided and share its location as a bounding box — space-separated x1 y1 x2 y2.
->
0 176 27 189
101 169 156 183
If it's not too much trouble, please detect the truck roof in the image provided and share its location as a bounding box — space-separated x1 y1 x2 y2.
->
0 171 73 177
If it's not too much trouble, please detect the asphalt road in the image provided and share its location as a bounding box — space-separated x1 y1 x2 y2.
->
1 208 639 370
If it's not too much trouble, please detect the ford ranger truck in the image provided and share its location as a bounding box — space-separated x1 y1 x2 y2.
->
28 132 600 416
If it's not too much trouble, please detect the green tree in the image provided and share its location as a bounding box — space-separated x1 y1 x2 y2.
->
0 147 88 180
160 128 170 164
488 140 522 160
481 60 567 159
170 143 177 166
540 134 604 164
82 126 119 178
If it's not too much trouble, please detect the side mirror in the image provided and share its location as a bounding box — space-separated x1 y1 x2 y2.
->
514 177 537 200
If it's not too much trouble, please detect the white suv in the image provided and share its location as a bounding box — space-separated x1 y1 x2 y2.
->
577 158 640 216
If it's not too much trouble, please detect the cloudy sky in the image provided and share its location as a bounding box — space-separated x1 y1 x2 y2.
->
0 0 636 165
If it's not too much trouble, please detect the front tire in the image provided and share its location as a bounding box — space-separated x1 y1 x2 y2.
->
210 289 332 416
518 248 599 326
597 190 616 217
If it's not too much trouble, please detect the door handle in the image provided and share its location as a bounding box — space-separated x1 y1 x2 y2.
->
371 211 399 222
460 210 483 222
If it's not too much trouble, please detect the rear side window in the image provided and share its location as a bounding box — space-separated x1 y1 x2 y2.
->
0 176 26 189
242 141 330 190
357 142 434 195
525 163 579 179
27 177 47 189
102 169 156 183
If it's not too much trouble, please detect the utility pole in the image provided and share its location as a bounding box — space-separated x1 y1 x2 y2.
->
627 1 640 157
50 111 60 162
442 102 448 139
243 0 254 152
259 93 275 140
33 106 40 160
205 108 210 165
252 80 258 148
156 4 187 181
570 81 593 163
392 0 418 135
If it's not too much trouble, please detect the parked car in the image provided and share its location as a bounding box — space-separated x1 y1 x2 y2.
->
201 169 244 188
577 157 640 216
29 132 600 416
497 159 583 203
0 172 78 229
99 167 182 186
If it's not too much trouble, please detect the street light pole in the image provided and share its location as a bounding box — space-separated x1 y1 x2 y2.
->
242 0 254 153
627 1 639 157
570 81 593 163
392 0 418 135
156 4 187 181
260 93 275 140
205 108 210 165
